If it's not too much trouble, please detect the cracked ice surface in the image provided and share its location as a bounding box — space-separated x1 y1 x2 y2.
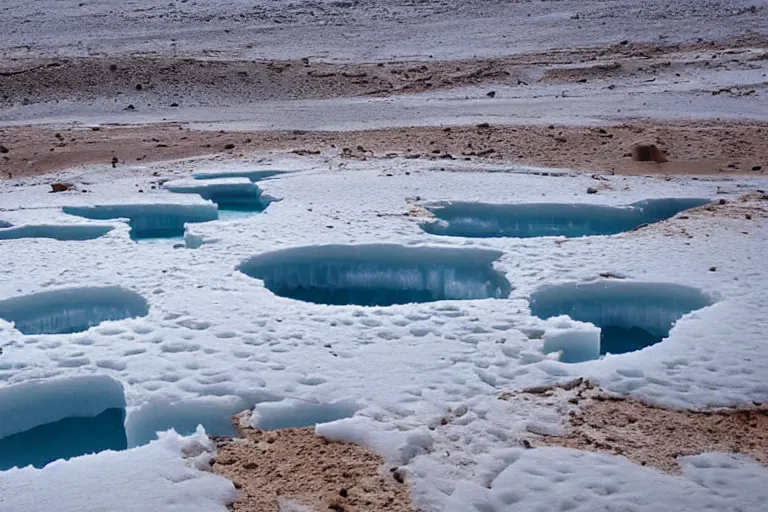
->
1 157 767 511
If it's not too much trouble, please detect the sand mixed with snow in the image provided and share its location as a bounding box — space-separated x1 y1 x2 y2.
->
2 0 768 511
1 156 768 510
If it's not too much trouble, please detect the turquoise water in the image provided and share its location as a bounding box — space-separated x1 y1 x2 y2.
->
530 281 713 359
0 408 127 470
422 198 710 238
240 245 512 306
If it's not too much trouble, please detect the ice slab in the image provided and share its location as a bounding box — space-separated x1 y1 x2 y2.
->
251 398 359 430
0 286 149 335
238 244 512 306
164 178 272 212
541 316 602 363
0 224 113 241
125 396 250 447
530 281 713 357
421 198 710 238
62 203 218 240
192 170 289 182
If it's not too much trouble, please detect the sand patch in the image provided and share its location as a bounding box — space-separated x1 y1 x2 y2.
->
212 419 417 512
2 121 768 179
502 380 768 474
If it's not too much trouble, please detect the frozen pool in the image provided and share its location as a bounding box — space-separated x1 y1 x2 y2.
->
238 244 512 306
421 198 710 238
530 281 713 361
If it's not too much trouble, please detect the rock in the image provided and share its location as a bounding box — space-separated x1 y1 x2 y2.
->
561 377 584 390
753 165 763 171
124 104 135 111
476 122 490 128
170 102 179 107
0 145 8 153
587 187 598 194
109 64 117 71
709 266 717 272
631 143 667 163
224 143 235 150
718 199 727 205
486 90 496 98
50 183 73 193
135 84 143 90
291 149 320 156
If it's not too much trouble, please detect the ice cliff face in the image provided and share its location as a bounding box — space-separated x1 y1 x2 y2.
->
63 204 219 239
238 244 512 306
531 281 713 361
422 198 709 238
0 286 149 335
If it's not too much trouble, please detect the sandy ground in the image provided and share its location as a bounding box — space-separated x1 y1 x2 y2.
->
501 380 768 475
212 416 417 512
2 0 766 63
212 371 768 512
3 35 767 107
3 33 768 128
2 121 767 179
2 32 767 178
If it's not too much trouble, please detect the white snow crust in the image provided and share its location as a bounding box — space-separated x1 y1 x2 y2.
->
0 427 235 512
2 155 768 510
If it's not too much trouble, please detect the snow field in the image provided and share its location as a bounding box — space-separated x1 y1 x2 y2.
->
1 156 767 511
